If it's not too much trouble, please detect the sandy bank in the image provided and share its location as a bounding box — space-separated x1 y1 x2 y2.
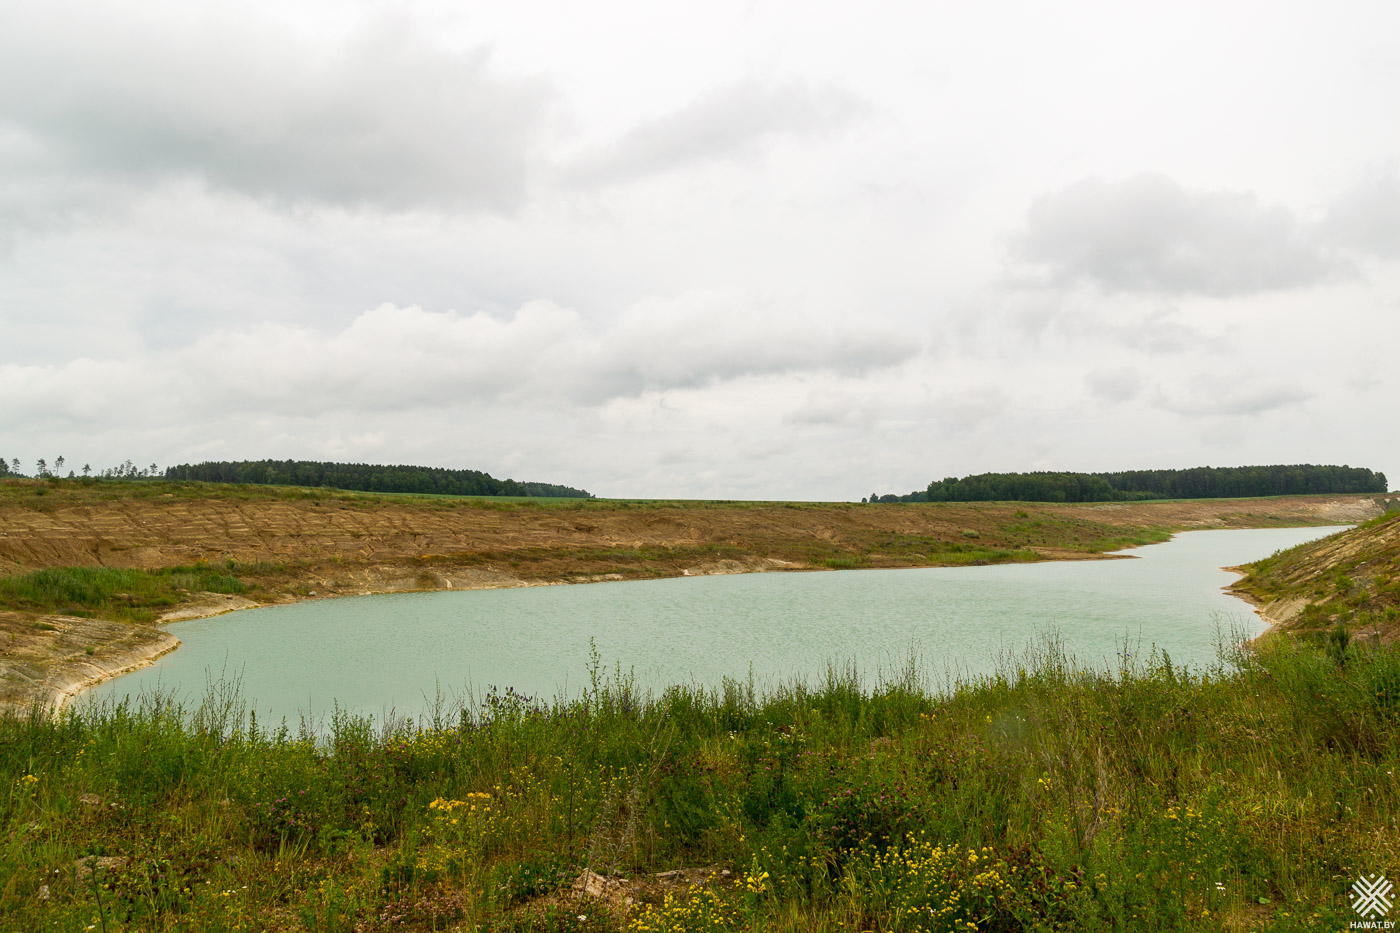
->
1223 569 1305 642
0 614 179 716
2 491 1385 713
1 594 274 716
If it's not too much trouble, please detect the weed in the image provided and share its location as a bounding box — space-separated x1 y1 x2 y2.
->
0 566 246 622
3 640 1398 931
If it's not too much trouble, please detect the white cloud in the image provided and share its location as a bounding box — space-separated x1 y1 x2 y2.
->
1086 367 1144 404
1157 375 1312 418
0 296 917 426
591 291 912 397
930 386 1010 433
1320 165 1400 258
1015 174 1340 297
564 79 867 186
4 2 1400 498
0 3 548 215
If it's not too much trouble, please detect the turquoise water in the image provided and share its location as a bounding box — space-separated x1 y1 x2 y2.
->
84 526 1343 722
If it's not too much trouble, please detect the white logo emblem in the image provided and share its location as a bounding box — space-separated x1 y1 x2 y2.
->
1352 874 1394 919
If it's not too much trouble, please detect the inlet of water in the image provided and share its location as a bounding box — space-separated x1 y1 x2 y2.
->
84 526 1343 722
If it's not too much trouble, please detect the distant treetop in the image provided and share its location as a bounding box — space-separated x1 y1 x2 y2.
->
867 464 1387 504
163 459 592 499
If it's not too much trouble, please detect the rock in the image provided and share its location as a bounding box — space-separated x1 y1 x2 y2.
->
73 855 127 880
573 869 613 899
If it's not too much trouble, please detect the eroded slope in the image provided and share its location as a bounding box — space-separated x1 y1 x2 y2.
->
1 479 1393 711
1232 509 1400 640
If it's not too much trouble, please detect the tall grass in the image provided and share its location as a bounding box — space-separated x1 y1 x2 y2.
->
2 638 1396 930
0 565 247 622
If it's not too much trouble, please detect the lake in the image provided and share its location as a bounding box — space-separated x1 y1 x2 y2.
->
84 526 1343 723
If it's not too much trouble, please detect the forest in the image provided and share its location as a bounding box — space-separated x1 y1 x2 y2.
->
163 459 592 498
870 463 1388 503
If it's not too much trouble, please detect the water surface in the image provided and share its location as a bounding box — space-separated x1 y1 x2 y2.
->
86 526 1343 721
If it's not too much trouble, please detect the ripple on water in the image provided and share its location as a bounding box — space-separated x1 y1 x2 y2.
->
84 526 1346 723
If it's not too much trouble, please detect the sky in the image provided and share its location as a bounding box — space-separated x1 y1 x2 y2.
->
2 0 1398 499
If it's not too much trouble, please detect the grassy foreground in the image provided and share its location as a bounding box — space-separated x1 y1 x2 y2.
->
4 638 1397 932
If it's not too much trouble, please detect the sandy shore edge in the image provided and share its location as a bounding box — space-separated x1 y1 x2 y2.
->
3 598 263 717
42 556 1000 713
49 633 182 714
53 579 548 713
48 596 270 714
20 529 1333 715
1224 566 1315 644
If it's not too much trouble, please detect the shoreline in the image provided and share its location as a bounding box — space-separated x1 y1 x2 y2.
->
1224 521 1357 642
4 496 1369 716
56 573 569 713
60 528 1312 713
1222 567 1288 642
58 594 274 710
55 550 1136 713
50 633 181 714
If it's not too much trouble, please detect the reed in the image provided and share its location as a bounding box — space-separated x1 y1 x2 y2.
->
0 565 248 623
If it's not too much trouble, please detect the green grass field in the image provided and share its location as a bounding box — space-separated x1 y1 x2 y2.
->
3 636 1395 931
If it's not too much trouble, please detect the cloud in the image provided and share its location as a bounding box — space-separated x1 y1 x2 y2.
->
1320 166 1400 258
1015 174 1339 297
1086 367 1144 404
0 296 917 428
931 386 1009 433
1157 374 1311 418
590 291 911 399
786 393 866 427
1055 307 1213 355
565 79 866 186
0 3 548 214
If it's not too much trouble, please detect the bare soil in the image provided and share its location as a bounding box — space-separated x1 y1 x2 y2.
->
1 479 1391 712
0 611 178 714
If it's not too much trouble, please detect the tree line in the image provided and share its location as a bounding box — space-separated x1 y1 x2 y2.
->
867 464 1389 504
163 459 593 498
0 456 154 479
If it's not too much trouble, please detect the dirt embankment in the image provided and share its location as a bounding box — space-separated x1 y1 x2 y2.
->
1229 507 1400 642
0 486 1383 579
1 612 179 715
0 480 1392 712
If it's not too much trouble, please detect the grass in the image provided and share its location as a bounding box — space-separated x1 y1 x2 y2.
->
0 478 858 513
0 479 1370 598
1235 511 1400 638
2 638 1394 931
0 565 249 623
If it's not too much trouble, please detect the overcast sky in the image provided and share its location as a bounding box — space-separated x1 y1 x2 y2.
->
2 0 1398 499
